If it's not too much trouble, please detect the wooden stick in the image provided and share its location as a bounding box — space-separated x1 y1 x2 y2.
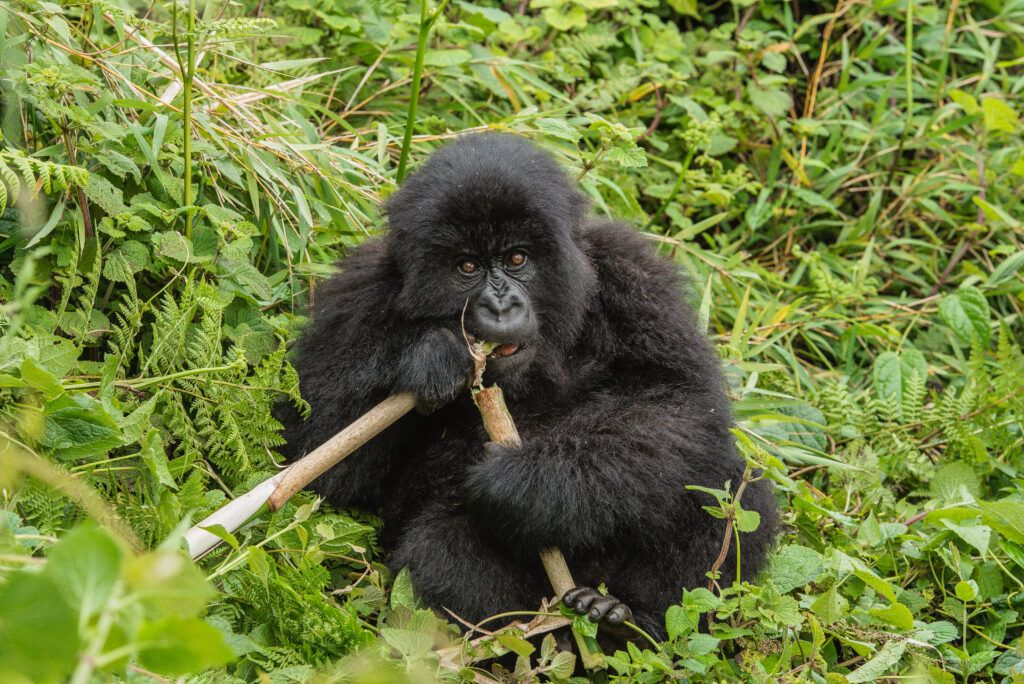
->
267 392 417 510
184 392 416 559
472 387 576 597
472 383 603 669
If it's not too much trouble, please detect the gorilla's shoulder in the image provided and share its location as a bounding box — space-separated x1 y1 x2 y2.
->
579 219 687 296
307 238 398 325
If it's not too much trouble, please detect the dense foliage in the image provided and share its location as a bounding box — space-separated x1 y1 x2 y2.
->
0 0 1022 681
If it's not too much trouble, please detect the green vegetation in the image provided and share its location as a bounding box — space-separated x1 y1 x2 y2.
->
0 0 1022 681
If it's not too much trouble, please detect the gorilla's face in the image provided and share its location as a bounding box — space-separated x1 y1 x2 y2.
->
386 133 598 380
456 243 539 368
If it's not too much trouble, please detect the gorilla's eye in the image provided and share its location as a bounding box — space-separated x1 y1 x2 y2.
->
458 259 479 275
506 250 528 269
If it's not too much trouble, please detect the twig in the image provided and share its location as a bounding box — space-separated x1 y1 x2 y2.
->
706 471 753 593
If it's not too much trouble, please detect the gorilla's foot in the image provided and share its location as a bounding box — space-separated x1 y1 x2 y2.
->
562 586 633 626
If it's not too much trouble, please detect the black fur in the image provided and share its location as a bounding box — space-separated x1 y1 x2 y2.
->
278 133 778 638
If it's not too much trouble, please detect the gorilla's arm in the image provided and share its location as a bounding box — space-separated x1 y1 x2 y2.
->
462 384 741 554
277 239 473 509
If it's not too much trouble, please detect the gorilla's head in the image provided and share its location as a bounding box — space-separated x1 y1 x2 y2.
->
386 133 597 380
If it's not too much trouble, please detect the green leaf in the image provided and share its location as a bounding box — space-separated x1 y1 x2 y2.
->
665 604 694 640
981 97 1019 133
872 349 927 420
682 587 721 612
668 0 700 18
0 570 79 682
140 429 176 489
949 89 980 115
810 586 848 625
769 544 823 593
605 144 647 168
930 461 981 501
735 507 761 533
495 633 535 657
103 240 150 283
424 49 472 67
122 550 216 618
152 231 194 263
391 566 418 611
542 5 587 30
547 650 576 679
380 627 434 662
535 118 582 143
84 174 126 215
138 617 233 675
846 639 908 682
938 285 990 345
46 522 124 620
955 579 978 602
941 519 991 555
42 393 123 459
980 501 1024 544
870 602 914 630
687 633 720 656
748 84 792 118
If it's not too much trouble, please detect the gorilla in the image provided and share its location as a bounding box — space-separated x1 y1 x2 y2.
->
278 133 778 639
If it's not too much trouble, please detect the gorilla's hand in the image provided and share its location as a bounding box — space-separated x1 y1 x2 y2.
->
397 327 476 414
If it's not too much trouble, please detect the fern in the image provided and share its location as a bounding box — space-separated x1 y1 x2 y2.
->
0 149 88 213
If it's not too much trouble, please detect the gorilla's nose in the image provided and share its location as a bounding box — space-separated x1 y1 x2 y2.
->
471 288 532 341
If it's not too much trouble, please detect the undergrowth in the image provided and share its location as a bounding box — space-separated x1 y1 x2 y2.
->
0 0 1023 682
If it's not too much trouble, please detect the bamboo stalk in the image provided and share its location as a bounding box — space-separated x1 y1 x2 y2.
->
266 393 417 510
471 383 603 670
184 392 416 559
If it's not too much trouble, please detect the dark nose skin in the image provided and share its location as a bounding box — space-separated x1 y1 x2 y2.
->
471 278 531 341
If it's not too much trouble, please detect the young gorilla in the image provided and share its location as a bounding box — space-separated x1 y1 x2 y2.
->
278 133 778 638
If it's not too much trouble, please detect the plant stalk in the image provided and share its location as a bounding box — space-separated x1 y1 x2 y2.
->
396 0 450 183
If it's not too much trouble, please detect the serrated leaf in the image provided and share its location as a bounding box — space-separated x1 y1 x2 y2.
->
769 544 823 593
811 586 848 625
42 393 123 459
735 507 761 532
103 240 150 283
930 461 981 502
84 174 126 215
390 567 418 611
939 285 990 345
535 118 582 143
748 84 792 118
847 639 908 682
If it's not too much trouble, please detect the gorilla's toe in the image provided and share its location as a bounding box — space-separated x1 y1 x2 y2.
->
562 586 632 625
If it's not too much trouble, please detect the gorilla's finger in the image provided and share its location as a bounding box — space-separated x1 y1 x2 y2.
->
562 586 588 607
606 603 633 625
587 595 620 621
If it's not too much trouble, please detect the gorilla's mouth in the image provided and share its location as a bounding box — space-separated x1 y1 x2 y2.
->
490 343 522 358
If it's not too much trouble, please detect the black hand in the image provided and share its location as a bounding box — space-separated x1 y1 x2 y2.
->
397 327 475 413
